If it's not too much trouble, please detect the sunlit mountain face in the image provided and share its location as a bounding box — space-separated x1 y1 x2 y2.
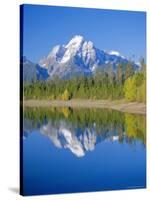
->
23 107 146 157
22 35 139 81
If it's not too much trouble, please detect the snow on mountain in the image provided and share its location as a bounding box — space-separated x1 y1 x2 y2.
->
22 35 139 81
38 35 139 79
61 35 84 63
108 50 121 56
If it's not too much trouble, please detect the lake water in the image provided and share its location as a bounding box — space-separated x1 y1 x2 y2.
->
22 107 146 196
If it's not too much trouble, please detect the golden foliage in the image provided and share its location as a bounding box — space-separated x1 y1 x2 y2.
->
61 89 70 101
61 107 70 118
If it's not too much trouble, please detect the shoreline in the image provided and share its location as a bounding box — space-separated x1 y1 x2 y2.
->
23 99 146 115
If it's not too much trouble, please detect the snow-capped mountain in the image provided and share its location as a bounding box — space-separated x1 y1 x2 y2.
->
22 35 139 81
38 35 139 79
21 56 49 82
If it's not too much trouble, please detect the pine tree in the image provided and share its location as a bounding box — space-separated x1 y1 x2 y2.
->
125 61 134 80
117 63 123 84
140 58 146 72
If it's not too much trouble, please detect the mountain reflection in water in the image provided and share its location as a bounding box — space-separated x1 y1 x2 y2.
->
23 107 146 157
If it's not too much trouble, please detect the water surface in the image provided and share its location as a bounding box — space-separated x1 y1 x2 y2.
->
22 107 146 195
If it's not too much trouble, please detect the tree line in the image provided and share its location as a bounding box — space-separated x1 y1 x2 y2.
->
23 59 146 102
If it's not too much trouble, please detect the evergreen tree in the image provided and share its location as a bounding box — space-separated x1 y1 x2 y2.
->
117 63 123 84
125 61 134 80
140 58 146 72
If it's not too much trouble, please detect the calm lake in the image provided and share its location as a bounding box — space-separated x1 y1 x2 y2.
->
22 107 146 195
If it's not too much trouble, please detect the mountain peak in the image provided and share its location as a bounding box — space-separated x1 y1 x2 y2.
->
49 45 61 56
36 35 139 79
69 35 84 42
65 35 84 48
60 35 85 63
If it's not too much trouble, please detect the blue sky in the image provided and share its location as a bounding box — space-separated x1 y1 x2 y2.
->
22 4 146 63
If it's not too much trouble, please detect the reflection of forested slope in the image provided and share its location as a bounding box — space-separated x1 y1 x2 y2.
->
125 114 146 145
23 107 146 145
